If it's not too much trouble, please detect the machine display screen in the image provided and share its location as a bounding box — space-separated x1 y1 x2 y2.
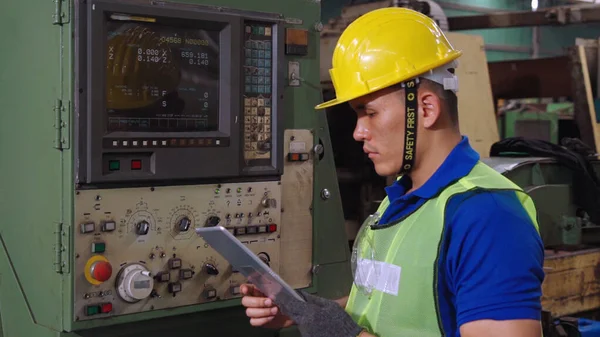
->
105 19 220 133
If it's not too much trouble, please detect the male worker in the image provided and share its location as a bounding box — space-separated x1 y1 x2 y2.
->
241 7 545 337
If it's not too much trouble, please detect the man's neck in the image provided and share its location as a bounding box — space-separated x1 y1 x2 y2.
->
406 132 462 194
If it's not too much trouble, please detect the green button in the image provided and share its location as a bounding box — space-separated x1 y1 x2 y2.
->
92 242 106 253
109 160 120 171
86 305 99 316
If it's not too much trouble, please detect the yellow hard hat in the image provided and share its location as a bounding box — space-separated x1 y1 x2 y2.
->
316 7 462 110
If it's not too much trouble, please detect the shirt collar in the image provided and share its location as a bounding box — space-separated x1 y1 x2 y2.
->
385 136 480 201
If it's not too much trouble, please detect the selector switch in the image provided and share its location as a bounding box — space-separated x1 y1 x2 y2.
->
136 221 150 235
168 258 182 269
155 272 170 283
205 216 221 227
168 282 182 294
179 269 194 280
178 217 191 232
261 197 277 208
204 263 219 276
258 253 271 267
204 288 217 300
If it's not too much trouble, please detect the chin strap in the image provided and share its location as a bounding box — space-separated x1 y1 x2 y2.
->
398 78 419 175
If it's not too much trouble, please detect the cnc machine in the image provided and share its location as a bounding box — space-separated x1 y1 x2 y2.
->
0 1 351 336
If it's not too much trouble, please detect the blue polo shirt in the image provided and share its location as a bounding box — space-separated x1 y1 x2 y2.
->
377 136 545 337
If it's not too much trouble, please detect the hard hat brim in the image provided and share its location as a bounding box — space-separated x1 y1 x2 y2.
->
314 50 463 111
315 97 351 110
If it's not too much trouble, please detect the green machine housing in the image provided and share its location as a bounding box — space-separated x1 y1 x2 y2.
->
483 156 600 248
0 0 352 336
497 102 575 145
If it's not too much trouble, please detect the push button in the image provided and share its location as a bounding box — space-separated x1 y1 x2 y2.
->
109 160 120 171
91 242 106 253
100 303 113 313
85 303 112 316
101 221 116 232
80 222 95 234
86 305 100 316
131 160 142 170
90 260 112 282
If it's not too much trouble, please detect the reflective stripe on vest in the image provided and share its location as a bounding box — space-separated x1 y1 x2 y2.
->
345 161 540 336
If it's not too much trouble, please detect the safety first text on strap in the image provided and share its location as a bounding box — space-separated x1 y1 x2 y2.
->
400 78 418 174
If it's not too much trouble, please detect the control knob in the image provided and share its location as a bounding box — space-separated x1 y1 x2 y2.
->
258 253 270 267
261 197 277 208
205 263 219 276
136 220 150 235
178 217 191 232
205 216 221 227
116 263 155 303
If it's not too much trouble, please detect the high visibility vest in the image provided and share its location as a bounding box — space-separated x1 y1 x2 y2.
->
345 161 540 336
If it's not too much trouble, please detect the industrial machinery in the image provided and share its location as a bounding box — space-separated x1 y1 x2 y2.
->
483 155 600 248
0 1 351 336
496 101 578 145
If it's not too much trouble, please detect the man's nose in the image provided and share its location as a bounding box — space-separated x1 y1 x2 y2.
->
353 120 370 142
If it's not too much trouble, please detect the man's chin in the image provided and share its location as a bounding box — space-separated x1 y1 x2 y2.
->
374 165 397 177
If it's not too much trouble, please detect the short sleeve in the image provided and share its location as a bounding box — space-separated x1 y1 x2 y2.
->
444 190 545 327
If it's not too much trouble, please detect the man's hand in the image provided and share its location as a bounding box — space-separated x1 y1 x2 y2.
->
240 284 295 329
275 290 364 337
460 319 542 337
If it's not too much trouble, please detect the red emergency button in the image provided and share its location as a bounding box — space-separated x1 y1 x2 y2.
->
100 303 113 314
268 224 277 233
91 261 113 282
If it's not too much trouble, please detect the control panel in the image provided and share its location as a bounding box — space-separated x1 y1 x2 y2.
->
243 21 275 162
76 0 284 184
73 181 281 320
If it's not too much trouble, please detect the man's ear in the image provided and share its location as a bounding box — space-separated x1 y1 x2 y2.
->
419 90 442 129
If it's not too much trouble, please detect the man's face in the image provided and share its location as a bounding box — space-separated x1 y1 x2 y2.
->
349 87 409 177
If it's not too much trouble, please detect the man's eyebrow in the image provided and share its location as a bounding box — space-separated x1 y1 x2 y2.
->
354 103 366 111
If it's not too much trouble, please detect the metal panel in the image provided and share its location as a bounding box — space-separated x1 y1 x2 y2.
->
448 5 600 31
0 0 66 333
280 130 314 289
487 56 573 100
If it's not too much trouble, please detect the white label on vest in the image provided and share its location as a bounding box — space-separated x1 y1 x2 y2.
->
354 258 401 296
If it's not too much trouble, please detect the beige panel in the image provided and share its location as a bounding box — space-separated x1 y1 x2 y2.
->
577 44 600 152
446 32 499 158
280 129 314 289
73 181 281 321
